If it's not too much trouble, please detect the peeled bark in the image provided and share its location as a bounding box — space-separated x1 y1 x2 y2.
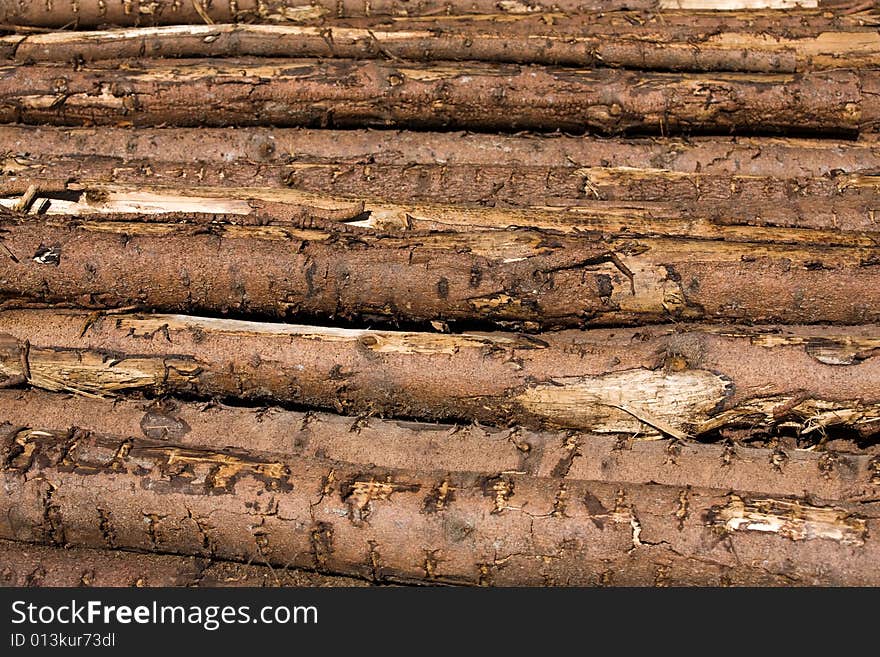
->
1 388 877 501
0 59 877 134
0 154 590 209
2 423 877 586
0 539 368 586
4 126 880 178
2 14 879 72
5 175 880 241
0 310 878 437
0 0 646 28
362 196 880 235
0 183 368 222
7 152 880 209
0 1 855 28
0 213 879 327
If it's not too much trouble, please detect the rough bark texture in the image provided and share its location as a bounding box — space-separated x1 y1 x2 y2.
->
6 126 880 178
0 0 641 27
2 14 880 72
1 213 879 327
0 1 859 28
1 388 878 501
1 59 877 134
0 539 369 586
360 196 880 235
2 423 878 586
9 152 880 209
2 4 878 589
0 311 878 437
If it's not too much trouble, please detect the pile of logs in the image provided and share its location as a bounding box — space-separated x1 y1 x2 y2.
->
1 0 879 587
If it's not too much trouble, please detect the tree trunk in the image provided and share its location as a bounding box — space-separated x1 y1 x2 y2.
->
0 0 642 28
0 213 878 327
6 152 880 209
2 423 877 586
4 126 880 178
0 59 876 134
1 388 877 501
2 14 878 73
0 311 878 437
0 0 858 28
362 196 880 234
0 539 368 586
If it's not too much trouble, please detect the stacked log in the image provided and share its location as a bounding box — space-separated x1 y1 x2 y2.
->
0 0 878 587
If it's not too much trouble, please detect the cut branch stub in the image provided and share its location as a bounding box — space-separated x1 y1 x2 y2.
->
2 424 879 586
0 310 877 437
3 388 878 501
1 215 880 328
5 126 880 177
2 16 880 73
0 60 877 135
0 1 864 28
5 161 880 233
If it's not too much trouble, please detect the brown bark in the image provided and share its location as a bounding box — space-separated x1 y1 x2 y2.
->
0 539 369 586
1 154 605 208
0 213 879 327
1 388 877 501
0 0 640 28
362 196 880 235
0 310 878 437
0 1 860 28
5 126 880 178
2 14 879 72
2 423 877 586
0 59 876 134
7 152 880 209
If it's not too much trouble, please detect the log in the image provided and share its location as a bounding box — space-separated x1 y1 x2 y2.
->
0 311 878 437
1 388 877 501
0 1 638 28
4 126 880 178
2 14 880 72
0 213 878 327
6 151 880 208
5 179 878 238
0 539 369 586
4 174 880 240
0 59 877 134
361 196 880 234
0 1 854 29
5 128 880 223
0 155 603 209
2 423 877 586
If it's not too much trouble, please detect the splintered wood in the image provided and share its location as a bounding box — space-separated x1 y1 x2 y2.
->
0 0 878 587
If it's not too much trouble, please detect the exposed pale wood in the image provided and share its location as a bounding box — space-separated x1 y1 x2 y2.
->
662 0 817 7
0 0 864 29
5 126 880 178
2 210 879 327
4 388 878 501
3 178 878 245
6 156 880 236
2 18 878 72
0 58 875 134
0 311 878 437
4 423 879 585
